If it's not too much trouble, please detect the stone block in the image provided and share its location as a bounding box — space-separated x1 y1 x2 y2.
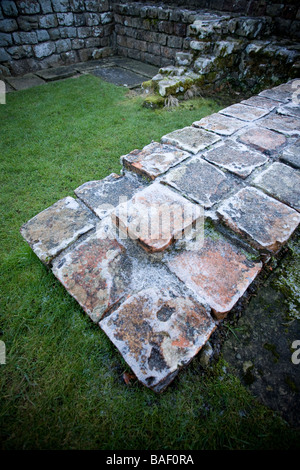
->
6 72 44 90
55 38 71 53
57 12 74 26
238 127 287 155
219 103 270 121
1 1 18 17
39 14 58 29
100 287 216 392
36 29 50 42
34 41 56 58
241 95 279 111
59 26 77 38
193 112 247 136
84 12 99 26
280 139 300 168
13 31 38 45
52 0 70 13
277 102 300 120
18 0 40 14
161 126 220 154
0 32 12 47
259 83 293 103
77 26 92 38
35 64 76 80
20 196 96 265
0 19 18 32
40 0 53 14
217 187 300 252
7 45 32 60
258 114 300 137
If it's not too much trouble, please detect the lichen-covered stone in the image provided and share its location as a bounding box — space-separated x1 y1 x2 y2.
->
162 156 238 208
100 287 216 392
219 103 270 121
277 102 300 119
238 127 287 154
20 197 96 264
217 187 300 253
252 162 300 211
241 95 279 111
258 114 300 137
161 126 220 154
121 142 190 180
166 233 262 319
280 139 300 168
193 112 247 136
203 140 268 178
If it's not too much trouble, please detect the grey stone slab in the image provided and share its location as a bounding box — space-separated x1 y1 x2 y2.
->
74 173 147 219
258 114 300 137
162 156 239 208
193 112 247 136
252 162 300 211
5 73 45 90
241 95 279 111
20 196 97 265
219 103 270 121
217 187 300 253
204 140 268 178
238 126 287 155
161 126 220 154
280 138 300 168
277 102 300 119
35 65 77 81
258 82 295 103
74 59 115 72
110 56 159 78
91 66 147 88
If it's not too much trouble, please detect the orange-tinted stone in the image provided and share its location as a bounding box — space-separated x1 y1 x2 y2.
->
100 287 216 392
258 114 300 137
238 127 287 154
166 234 262 319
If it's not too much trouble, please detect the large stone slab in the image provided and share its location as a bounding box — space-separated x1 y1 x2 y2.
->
258 114 300 137
6 73 45 91
217 187 300 253
277 102 300 120
241 95 279 111
35 65 77 81
52 228 131 323
111 183 202 252
259 83 293 103
162 156 238 208
74 173 147 218
91 67 146 88
219 103 270 121
161 126 220 154
280 138 300 168
166 233 262 319
100 287 216 392
238 127 287 154
192 112 247 136
203 140 268 178
20 196 96 265
121 142 190 180
252 162 300 211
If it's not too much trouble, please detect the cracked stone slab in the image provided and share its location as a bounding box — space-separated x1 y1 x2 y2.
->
161 156 239 208
166 233 262 319
203 140 268 178
111 183 202 253
5 73 46 91
121 142 190 180
161 126 220 154
277 102 300 119
258 83 293 103
52 227 132 323
241 95 279 111
252 162 300 211
100 287 216 392
217 187 300 253
219 103 270 121
74 173 147 218
238 127 287 154
280 138 300 168
258 114 300 137
20 196 96 265
35 65 77 81
192 113 247 136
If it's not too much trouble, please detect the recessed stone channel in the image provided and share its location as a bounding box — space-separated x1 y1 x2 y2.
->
20 79 300 392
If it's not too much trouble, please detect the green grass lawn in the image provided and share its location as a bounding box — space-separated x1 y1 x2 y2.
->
0 74 299 450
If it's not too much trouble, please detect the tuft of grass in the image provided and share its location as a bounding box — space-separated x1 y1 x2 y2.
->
0 74 299 450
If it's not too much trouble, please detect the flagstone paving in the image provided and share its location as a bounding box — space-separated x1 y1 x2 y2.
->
20 79 300 392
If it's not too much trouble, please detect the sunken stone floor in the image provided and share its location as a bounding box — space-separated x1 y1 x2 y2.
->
20 80 300 392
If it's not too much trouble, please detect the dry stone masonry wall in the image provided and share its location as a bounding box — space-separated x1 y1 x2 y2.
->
20 79 300 392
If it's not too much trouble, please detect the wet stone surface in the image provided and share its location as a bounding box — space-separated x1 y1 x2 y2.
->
161 126 221 154
166 231 262 320
258 114 300 137
219 103 270 122
74 173 147 219
162 156 239 208
100 286 216 392
280 139 300 169
203 140 268 178
217 187 300 253
121 142 190 180
192 113 247 136
20 196 96 265
238 127 287 154
252 162 300 211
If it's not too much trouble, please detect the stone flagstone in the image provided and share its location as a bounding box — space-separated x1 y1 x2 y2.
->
241 95 279 111
161 126 220 154
74 173 147 219
166 232 262 319
258 114 300 137
111 183 203 252
238 127 287 154
192 113 247 136
162 156 239 208
280 139 300 169
203 140 268 178
277 102 300 119
259 83 293 103
217 187 300 253
100 286 216 392
219 103 270 121
121 142 190 180
252 162 300 211
20 196 96 265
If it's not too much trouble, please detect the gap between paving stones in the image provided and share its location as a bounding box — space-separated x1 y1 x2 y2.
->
20 79 300 392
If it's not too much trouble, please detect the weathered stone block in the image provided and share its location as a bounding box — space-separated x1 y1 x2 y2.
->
219 103 270 121
77 26 92 38
252 162 300 211
18 0 40 14
57 12 74 26
259 83 293 103
52 0 70 13
13 31 38 45
100 287 216 392
20 196 96 265
203 140 268 178
0 32 13 47
241 95 279 111
2 1 18 17
193 112 247 136
7 45 32 60
36 29 50 42
40 0 53 14
84 12 99 26
0 19 18 32
34 41 56 58
161 126 220 154
59 26 77 38
277 102 300 120
238 127 287 154
39 14 58 29
100 12 113 25
55 38 71 53
217 187 300 252
258 114 300 137
166 233 262 319
280 139 300 168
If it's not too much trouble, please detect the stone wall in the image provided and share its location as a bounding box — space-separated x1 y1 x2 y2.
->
0 0 114 77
